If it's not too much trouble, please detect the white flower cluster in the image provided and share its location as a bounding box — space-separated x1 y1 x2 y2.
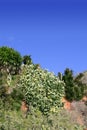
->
18 64 65 114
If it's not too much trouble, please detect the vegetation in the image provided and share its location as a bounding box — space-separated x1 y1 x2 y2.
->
62 68 85 101
0 108 85 130
18 64 65 114
0 46 87 129
23 55 32 65
0 46 22 74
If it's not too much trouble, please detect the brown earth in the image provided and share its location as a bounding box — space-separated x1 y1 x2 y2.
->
62 97 87 126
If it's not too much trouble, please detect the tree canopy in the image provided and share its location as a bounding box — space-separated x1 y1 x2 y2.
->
62 68 84 101
0 46 22 74
23 55 32 65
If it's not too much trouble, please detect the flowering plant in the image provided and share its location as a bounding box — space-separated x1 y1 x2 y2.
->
18 64 65 114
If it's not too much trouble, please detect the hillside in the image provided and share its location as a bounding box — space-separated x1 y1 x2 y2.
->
0 46 87 130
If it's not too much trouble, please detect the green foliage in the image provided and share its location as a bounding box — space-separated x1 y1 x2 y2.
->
0 46 22 74
0 109 85 130
0 71 8 99
62 68 75 101
57 72 62 80
0 71 22 111
18 64 65 114
62 68 84 101
0 46 86 129
75 73 85 97
23 55 32 65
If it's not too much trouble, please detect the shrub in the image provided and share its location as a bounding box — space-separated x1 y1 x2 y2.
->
18 64 65 114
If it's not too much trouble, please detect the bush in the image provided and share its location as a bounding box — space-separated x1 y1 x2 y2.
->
0 108 85 130
18 64 65 114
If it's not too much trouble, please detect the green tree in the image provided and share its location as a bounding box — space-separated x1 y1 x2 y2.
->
57 72 62 80
62 68 84 101
74 73 85 100
0 46 22 74
23 55 32 65
62 68 74 101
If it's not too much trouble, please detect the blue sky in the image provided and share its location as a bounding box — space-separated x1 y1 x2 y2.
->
0 0 87 75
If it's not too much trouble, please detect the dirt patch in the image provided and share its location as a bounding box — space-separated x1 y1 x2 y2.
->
62 97 87 126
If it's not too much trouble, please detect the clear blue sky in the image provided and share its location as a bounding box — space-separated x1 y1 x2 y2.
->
0 0 87 75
